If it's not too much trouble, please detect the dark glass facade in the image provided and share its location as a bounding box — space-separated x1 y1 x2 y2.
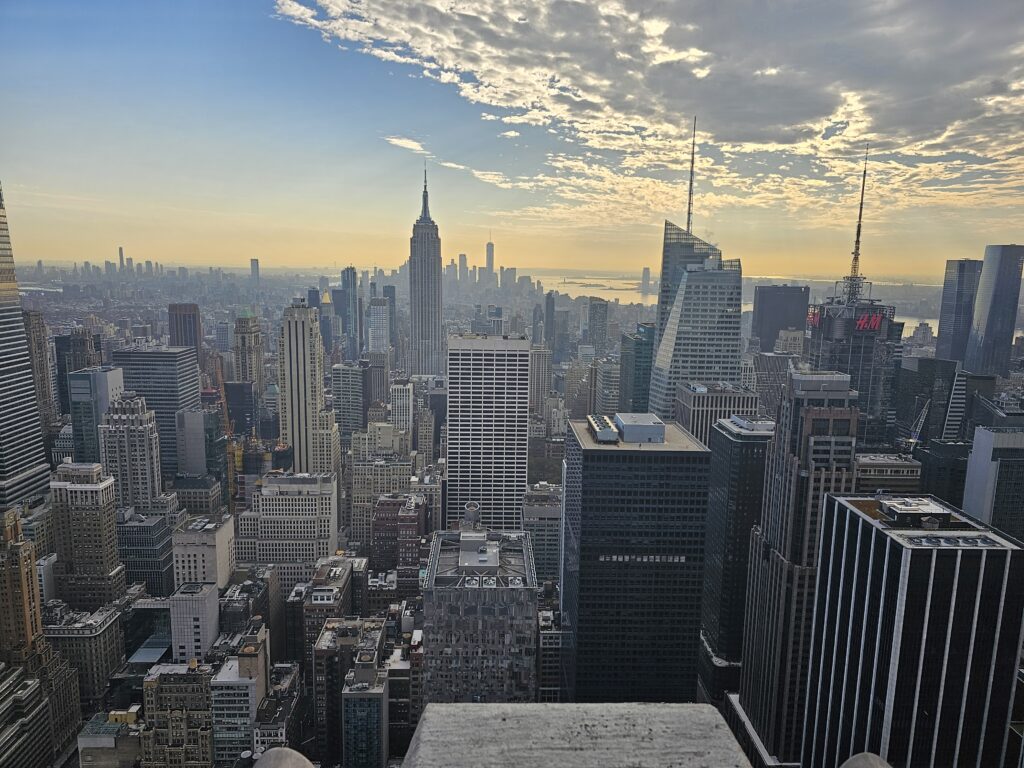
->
618 322 655 412
751 284 809 353
936 258 982 362
964 245 1024 376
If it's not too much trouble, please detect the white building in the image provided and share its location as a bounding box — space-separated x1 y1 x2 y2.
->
368 297 391 354
172 513 236 590
235 473 338 597
529 346 552 417
99 392 163 509
169 582 220 663
278 299 340 475
389 382 414 435
648 255 743 421
445 334 530 531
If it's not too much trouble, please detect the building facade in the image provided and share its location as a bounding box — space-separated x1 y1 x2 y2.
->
936 258 983 362
408 173 444 376
964 244 1024 376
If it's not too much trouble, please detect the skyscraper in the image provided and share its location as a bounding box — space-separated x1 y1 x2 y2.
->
586 296 608 356
389 381 414 434
729 370 857 767
168 303 203 355
112 344 201 478
382 284 398 347
529 345 552 416
485 237 495 274
49 463 127 612
804 495 1024 768
0 182 51 507
543 290 556 348
698 415 773 706
675 381 759 448
409 172 443 376
936 258 983 362
69 365 124 463
21 309 58 432
751 285 809 353
278 298 340 475
250 257 260 284
962 426 1024 540
656 220 722 344
445 334 530 531
963 244 1024 376
618 322 655 413
233 312 264 407
331 362 365 442
368 297 391 354
561 413 709 702
54 328 102 414
648 254 742 420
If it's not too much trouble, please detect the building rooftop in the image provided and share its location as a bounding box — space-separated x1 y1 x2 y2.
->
855 453 922 467
403 703 750 767
425 529 537 590
682 381 756 395
570 418 706 453
718 415 775 437
842 496 1023 550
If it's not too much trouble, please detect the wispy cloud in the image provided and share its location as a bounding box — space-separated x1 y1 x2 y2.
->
278 0 1024 234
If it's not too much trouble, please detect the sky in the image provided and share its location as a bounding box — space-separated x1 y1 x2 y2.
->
1 1 1022 280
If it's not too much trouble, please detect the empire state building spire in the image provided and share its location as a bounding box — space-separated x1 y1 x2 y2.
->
419 166 432 223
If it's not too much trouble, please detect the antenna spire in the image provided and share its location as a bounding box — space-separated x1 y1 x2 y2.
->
686 116 697 233
419 163 431 222
845 145 869 303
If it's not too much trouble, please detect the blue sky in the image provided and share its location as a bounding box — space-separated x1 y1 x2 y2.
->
1 0 1022 278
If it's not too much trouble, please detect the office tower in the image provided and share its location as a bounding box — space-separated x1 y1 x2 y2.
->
49 463 127 611
99 392 165 510
618 322 655 412
173 513 235 589
21 309 58 431
54 328 102 414
698 415 773 707
529 345 552 416
457 252 468 282
68 365 123 463
342 628 390 768
116 510 175 597
409 172 443 376
649 254 743 420
350 452 412 546
214 320 231 353
250 258 260 284
445 334 530 531
485 237 495 274
233 313 264 405
42 602 124 715
336 266 361 361
587 296 608 355
543 290 556 347
332 362 365 441
168 303 203 355
169 582 220 663
278 299 340 474
522 482 561 583
936 258 983 362
0 189 51 506
0 509 81 758
175 406 225 478
590 358 620 415
729 370 857 767
963 426 1024 539
423 517 538 703
224 380 256 435
561 413 710 702
0 662 54 768
140 662 215 768
389 381 414 435
893 356 960 446
964 245 1024 376
854 453 921 494
656 220 723 343
640 265 651 293
368 297 391 354
211 640 268 766
235 473 338 596
750 284 809 353
112 343 201 478
312 617 364 763
915 439 971 508
804 495 1024 768
382 284 398 347
675 381 759 448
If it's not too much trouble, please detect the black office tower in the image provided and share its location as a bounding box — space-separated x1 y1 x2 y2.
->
698 415 773 707
964 244 1024 377
727 370 858 768
618 322 655 412
561 413 709 703
804 494 1024 768
936 258 982 362
751 285 809 353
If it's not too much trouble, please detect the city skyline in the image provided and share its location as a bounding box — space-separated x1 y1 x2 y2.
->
1 1 1022 280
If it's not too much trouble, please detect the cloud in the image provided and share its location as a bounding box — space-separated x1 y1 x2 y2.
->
498 130 520 138
383 136 428 154
278 0 1024 234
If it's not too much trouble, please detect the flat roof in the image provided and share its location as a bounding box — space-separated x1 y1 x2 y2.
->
425 529 537 589
404 703 750 768
569 419 707 453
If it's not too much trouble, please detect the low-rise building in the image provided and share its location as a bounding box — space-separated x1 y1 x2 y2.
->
173 513 236 590
854 453 922 495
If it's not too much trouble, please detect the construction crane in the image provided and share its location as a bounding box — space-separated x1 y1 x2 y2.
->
898 398 931 454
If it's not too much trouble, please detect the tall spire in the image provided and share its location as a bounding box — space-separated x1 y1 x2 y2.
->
419 163 431 222
845 145 869 302
686 115 697 233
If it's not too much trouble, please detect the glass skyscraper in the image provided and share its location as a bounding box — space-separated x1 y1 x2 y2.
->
964 244 1024 376
936 257 983 362
655 220 722 344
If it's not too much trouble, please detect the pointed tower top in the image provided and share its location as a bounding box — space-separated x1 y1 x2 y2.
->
845 144 869 302
418 164 432 223
0 179 5 211
686 116 697 234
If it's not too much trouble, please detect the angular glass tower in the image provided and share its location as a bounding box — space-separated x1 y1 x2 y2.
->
0 182 51 507
655 220 722 344
936 257 983 362
963 244 1024 376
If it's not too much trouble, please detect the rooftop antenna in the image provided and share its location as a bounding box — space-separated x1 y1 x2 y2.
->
847 144 869 302
686 115 697 233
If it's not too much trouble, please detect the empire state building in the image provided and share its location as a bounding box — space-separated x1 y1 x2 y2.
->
409 170 443 376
